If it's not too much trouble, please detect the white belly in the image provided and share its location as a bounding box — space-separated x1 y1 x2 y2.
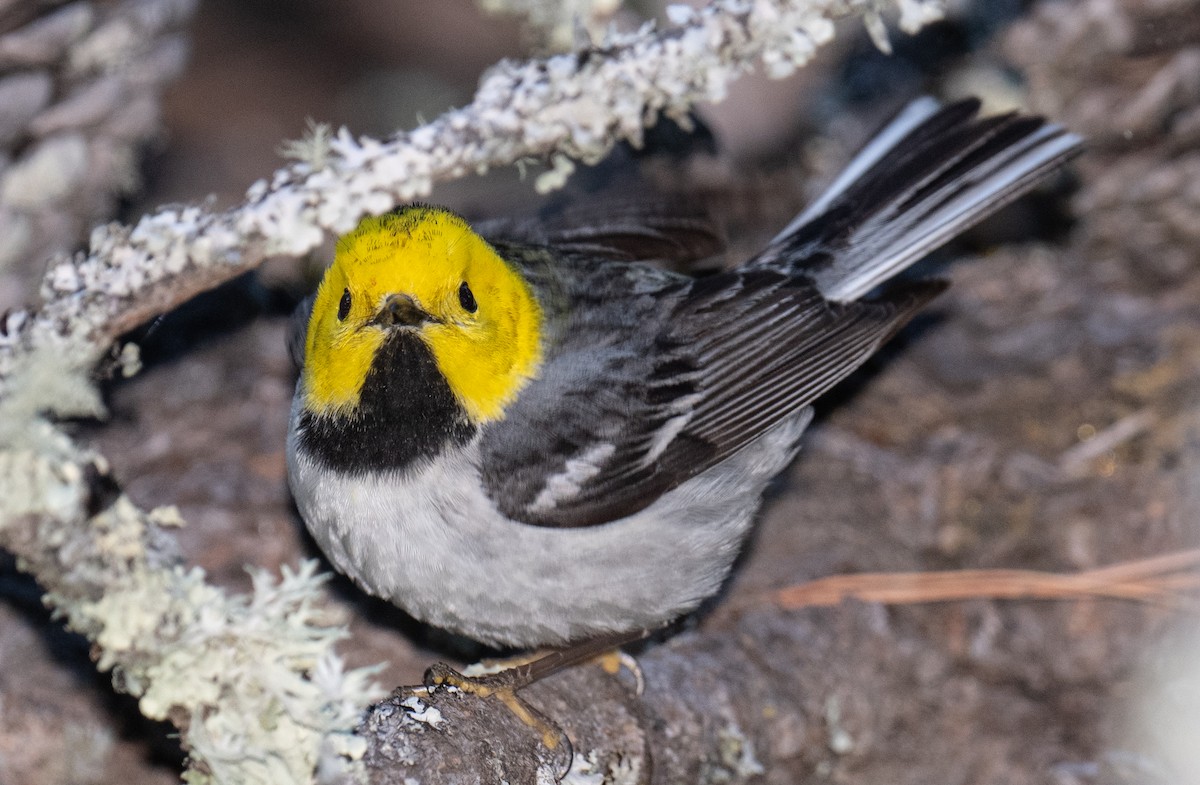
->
286 401 812 648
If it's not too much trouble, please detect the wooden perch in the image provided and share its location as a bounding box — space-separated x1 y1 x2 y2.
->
361 611 847 785
356 549 1200 783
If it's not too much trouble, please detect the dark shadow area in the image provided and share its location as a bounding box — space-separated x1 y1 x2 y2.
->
0 557 186 775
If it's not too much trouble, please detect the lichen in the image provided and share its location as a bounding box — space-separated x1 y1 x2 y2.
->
714 722 765 781
0 342 103 450
561 748 644 785
0 377 383 784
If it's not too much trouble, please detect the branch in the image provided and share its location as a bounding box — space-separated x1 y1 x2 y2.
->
0 0 944 393
0 430 384 785
360 611 863 785
358 551 1200 782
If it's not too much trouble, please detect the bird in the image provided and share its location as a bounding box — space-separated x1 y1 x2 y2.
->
286 97 1082 651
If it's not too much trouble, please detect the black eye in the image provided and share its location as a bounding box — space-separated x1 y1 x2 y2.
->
458 281 477 313
337 288 352 321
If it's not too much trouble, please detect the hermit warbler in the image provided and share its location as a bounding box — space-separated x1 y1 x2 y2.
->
287 98 1081 649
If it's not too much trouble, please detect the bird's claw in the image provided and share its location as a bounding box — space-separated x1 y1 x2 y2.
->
420 660 574 773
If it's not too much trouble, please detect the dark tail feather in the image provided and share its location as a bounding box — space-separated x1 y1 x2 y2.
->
752 98 1083 302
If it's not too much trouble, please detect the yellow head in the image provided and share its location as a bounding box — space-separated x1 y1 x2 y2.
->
302 206 543 424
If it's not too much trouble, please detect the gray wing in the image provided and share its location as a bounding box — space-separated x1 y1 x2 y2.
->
478 266 942 528
476 99 1082 529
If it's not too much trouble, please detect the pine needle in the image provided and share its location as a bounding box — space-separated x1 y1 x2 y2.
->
764 549 1200 611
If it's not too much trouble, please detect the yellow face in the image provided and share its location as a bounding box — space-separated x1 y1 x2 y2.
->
302 206 543 424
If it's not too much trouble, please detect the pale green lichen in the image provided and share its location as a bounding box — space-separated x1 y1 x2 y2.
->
714 722 765 781
117 341 142 377
0 433 88 519
0 342 104 449
534 153 577 193
280 120 336 171
863 8 893 54
88 495 153 565
0 365 382 784
562 748 643 785
44 493 382 784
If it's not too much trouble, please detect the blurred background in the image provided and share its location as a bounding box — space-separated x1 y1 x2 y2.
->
3 0 1200 782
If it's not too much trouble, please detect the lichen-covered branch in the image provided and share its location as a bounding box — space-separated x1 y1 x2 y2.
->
358 605 942 784
0 0 943 396
0 1 947 783
0 422 384 785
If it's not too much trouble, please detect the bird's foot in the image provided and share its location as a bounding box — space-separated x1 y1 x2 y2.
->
395 630 653 775
421 660 571 752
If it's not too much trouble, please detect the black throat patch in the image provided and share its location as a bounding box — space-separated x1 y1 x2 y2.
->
298 332 476 474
